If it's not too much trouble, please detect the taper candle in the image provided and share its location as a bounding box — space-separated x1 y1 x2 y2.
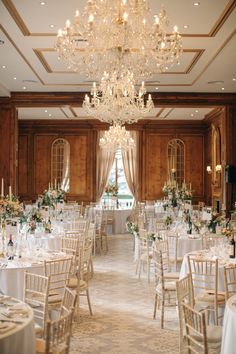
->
1 178 4 197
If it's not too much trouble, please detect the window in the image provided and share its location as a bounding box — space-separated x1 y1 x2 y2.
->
51 138 70 192
167 139 185 185
102 150 134 208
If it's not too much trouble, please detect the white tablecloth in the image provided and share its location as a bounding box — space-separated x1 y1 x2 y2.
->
221 295 236 354
178 236 202 257
0 296 36 354
0 251 67 300
179 249 236 292
107 209 132 235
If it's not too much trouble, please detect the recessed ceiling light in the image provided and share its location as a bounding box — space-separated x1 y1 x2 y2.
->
2 65 6 69
183 25 189 29
49 114 52 117
22 86 27 90
193 2 200 6
190 113 194 117
155 87 159 90
40 1 46 5
13 77 17 80
233 78 236 81
50 24 55 28
195 110 199 113
45 109 48 113
221 87 225 91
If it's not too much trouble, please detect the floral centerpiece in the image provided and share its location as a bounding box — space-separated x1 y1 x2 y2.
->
178 186 192 202
221 225 233 238
0 195 23 221
27 207 44 233
41 187 66 207
126 221 139 236
105 183 118 196
207 212 227 233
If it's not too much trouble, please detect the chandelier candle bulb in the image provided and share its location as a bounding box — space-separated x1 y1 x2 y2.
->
55 1 183 79
57 29 63 37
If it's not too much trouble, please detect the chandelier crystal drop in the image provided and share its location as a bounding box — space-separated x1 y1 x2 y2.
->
55 0 183 79
83 71 154 125
99 123 135 151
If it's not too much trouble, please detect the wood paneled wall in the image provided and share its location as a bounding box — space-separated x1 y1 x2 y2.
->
18 121 96 202
138 122 205 203
0 103 18 194
0 92 235 210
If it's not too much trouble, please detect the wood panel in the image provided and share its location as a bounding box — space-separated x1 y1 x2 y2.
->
34 135 53 194
140 131 205 202
0 106 18 195
18 135 28 195
64 135 88 196
184 135 204 198
18 121 95 202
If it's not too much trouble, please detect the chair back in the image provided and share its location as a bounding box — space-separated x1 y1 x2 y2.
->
45 308 74 354
187 255 218 296
167 233 180 271
24 272 49 335
224 264 236 300
61 237 79 256
80 240 93 281
153 239 169 272
182 303 208 354
152 248 164 288
60 287 77 317
176 275 194 351
44 257 73 297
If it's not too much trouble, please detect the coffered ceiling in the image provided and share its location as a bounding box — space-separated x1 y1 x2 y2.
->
0 0 236 120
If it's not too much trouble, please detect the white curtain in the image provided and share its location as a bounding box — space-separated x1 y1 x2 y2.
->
61 141 70 192
121 131 139 201
96 131 116 201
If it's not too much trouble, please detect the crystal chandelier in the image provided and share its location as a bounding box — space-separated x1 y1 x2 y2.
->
99 123 135 151
83 71 154 125
55 0 183 79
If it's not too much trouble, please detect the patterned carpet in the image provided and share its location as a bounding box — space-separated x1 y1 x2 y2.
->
70 234 180 354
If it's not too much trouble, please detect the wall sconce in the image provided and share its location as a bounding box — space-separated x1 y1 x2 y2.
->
206 166 212 174
215 164 222 173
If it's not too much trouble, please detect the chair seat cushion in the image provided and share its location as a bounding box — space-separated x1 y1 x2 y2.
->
48 294 62 304
156 281 176 293
192 325 222 347
196 290 225 304
140 252 153 261
164 272 180 280
206 325 222 343
68 277 87 289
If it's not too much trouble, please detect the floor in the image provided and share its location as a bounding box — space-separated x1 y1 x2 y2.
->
70 234 180 354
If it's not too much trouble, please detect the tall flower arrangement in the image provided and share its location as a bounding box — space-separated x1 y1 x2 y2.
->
40 187 66 207
105 183 118 196
0 195 23 220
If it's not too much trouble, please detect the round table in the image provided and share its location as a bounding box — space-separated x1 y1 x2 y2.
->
0 296 36 354
178 236 202 257
0 250 67 300
221 295 236 354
